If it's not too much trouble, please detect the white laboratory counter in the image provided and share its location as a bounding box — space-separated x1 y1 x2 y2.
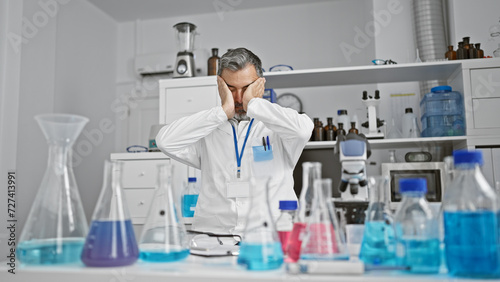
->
0 256 487 282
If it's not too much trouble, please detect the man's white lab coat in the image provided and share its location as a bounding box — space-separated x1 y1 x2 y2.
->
156 98 313 235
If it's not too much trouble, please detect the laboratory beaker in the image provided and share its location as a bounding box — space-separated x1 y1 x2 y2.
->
17 114 89 265
81 160 139 267
237 177 284 271
300 179 349 261
138 164 190 262
359 176 397 267
287 162 322 262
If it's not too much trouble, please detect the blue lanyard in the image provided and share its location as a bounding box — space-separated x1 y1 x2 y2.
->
231 118 254 178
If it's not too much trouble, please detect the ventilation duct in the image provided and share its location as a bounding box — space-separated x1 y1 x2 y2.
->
413 0 448 96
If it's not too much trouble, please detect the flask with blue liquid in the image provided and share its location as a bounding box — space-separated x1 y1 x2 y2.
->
359 176 397 267
81 160 139 267
238 177 283 270
138 164 190 262
442 150 500 278
182 177 199 218
394 178 440 273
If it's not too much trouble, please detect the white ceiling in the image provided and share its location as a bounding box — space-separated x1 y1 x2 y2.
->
87 0 331 22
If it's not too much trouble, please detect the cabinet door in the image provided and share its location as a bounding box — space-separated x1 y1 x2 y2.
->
128 96 160 147
162 84 219 124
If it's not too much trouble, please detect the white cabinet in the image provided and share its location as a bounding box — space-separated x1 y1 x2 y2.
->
159 76 220 124
110 152 189 225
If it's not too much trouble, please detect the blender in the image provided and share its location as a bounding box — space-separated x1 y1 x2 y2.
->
173 22 197 78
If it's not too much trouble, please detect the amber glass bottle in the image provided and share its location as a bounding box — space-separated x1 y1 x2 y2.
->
475 43 484 58
348 122 359 134
208 48 220 76
445 45 457 60
468 44 476 59
314 120 324 141
324 117 337 141
337 123 346 138
457 42 467 60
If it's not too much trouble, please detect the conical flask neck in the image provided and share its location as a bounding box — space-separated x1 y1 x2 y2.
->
35 114 89 147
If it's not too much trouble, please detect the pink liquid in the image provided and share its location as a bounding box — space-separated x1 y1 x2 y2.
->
286 222 306 262
301 223 338 255
278 231 291 254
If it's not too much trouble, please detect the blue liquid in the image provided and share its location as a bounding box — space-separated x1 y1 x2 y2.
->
359 221 396 266
140 249 190 262
182 194 198 217
17 238 85 265
237 242 283 270
444 211 500 278
398 238 440 273
81 219 139 267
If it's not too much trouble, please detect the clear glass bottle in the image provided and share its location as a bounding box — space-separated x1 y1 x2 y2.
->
359 176 396 267
207 48 220 76
442 150 500 278
17 114 89 265
182 177 199 218
324 117 337 141
276 200 297 255
300 179 349 261
139 164 190 262
394 178 440 273
287 162 322 262
402 108 416 138
81 160 139 267
238 177 283 270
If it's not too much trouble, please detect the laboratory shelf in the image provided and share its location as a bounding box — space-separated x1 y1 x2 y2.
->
264 60 463 88
304 136 468 150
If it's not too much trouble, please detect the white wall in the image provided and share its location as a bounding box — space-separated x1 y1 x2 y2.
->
11 0 117 257
448 0 500 57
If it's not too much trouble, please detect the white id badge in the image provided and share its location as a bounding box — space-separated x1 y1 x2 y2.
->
226 181 250 198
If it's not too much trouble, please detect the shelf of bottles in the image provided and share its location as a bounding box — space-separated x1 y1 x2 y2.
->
304 136 468 150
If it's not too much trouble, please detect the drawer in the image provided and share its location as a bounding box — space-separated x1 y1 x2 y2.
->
471 68 500 98
472 98 500 129
122 159 170 188
124 188 155 220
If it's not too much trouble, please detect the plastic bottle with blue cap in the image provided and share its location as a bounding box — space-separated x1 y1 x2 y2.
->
182 177 199 218
276 200 298 256
394 178 440 273
442 150 500 278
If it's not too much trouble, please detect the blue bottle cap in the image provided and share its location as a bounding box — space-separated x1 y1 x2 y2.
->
431 85 452 93
188 177 197 183
399 178 427 193
453 150 483 166
279 200 298 210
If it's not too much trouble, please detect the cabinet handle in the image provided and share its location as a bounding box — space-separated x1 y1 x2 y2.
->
187 98 192 102
139 172 145 177
139 201 144 205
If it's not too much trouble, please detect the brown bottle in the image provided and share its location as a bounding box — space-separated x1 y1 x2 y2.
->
445 45 457 60
310 118 320 141
475 43 484 58
462 37 470 59
348 122 359 134
457 42 467 60
314 120 324 141
336 123 346 138
207 48 220 76
468 43 476 59
324 117 337 141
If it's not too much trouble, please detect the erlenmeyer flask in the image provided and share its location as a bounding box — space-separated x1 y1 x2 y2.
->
17 114 89 265
81 160 139 267
300 179 349 261
359 176 396 266
138 164 190 262
387 118 402 139
237 177 283 271
287 162 322 262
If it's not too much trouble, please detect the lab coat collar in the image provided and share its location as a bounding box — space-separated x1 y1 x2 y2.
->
217 118 253 136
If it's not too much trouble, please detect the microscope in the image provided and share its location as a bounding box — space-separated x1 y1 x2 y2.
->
361 90 384 139
336 132 371 201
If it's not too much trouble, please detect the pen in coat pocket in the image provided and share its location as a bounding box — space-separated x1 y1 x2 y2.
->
262 137 266 151
266 136 270 150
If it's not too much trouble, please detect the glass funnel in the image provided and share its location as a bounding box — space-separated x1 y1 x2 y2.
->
17 113 89 265
359 176 397 267
138 164 190 262
300 178 349 261
81 160 139 267
237 177 284 271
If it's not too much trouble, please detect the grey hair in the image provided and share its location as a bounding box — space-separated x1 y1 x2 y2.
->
217 48 263 77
